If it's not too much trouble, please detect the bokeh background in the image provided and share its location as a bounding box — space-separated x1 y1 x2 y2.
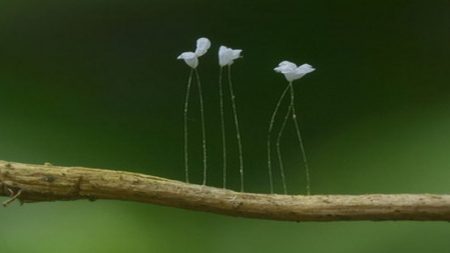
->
1 0 450 252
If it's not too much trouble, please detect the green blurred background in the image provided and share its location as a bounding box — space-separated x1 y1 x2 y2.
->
1 0 450 252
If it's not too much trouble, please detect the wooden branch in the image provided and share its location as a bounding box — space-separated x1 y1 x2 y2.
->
1 160 449 222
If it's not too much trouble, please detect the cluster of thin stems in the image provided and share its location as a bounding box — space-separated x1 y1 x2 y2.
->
184 69 207 185
267 82 310 195
184 67 310 195
219 66 244 191
183 67 244 192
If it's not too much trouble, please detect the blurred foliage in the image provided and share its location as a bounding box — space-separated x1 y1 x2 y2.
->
0 0 450 252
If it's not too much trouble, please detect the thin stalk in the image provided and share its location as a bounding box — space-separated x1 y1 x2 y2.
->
227 65 244 192
183 69 194 183
267 85 290 193
194 69 208 185
275 98 292 195
288 82 311 195
218 67 227 188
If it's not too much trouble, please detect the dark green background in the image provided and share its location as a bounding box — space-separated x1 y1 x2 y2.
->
1 0 450 252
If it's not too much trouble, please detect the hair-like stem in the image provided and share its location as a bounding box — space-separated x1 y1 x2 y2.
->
218 67 227 188
288 82 311 195
227 65 244 192
194 69 208 186
275 96 292 195
183 69 194 183
266 85 290 193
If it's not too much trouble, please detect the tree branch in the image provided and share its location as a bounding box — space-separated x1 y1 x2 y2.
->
0 160 449 221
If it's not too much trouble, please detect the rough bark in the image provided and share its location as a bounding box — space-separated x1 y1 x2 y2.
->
1 160 449 222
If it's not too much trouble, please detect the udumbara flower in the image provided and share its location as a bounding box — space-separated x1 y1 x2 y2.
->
216 44 245 191
177 37 211 68
195 38 211 57
268 60 316 195
218 46 242 67
178 37 211 186
274 61 315 82
177 52 199 68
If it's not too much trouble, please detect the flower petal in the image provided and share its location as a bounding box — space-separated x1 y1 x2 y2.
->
296 64 316 75
283 72 299 82
274 60 297 73
278 61 296 67
231 49 242 59
177 52 199 68
274 61 315 81
195 37 211 57
219 45 242 66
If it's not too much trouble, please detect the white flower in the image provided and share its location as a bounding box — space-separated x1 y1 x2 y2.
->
218 46 242 67
177 52 199 68
195 38 211 57
177 37 211 68
274 61 315 82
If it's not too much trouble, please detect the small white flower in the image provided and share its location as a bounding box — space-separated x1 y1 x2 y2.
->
177 37 211 69
219 46 242 67
195 38 211 57
274 61 315 82
177 52 199 68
